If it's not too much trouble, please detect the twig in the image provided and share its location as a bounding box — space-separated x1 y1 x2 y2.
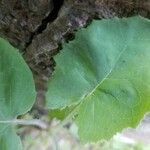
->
0 119 48 129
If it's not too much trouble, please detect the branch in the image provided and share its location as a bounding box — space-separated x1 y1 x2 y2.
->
0 119 48 129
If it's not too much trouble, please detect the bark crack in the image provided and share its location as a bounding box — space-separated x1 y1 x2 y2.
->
25 0 64 49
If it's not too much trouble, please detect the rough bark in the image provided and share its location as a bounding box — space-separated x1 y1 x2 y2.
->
0 0 53 50
25 0 150 79
0 0 150 110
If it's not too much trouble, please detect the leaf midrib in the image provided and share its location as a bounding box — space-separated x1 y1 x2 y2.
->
84 42 129 100
68 44 129 120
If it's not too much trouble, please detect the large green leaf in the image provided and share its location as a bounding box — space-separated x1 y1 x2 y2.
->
0 127 22 150
46 16 150 142
0 38 36 149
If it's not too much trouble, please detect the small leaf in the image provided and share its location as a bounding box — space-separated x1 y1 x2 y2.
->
46 16 150 142
49 106 75 120
0 38 36 149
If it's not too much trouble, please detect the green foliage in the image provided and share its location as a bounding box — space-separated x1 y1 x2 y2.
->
49 106 75 120
0 127 22 150
0 15 150 148
0 38 36 150
46 16 150 142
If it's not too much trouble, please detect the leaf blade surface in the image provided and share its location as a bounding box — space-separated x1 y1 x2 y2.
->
0 38 36 149
46 16 150 141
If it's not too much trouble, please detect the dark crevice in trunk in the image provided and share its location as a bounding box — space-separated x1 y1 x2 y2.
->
25 0 64 49
35 0 64 34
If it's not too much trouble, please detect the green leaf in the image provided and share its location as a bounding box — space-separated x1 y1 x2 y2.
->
0 38 36 149
0 127 22 150
46 16 150 142
49 106 75 120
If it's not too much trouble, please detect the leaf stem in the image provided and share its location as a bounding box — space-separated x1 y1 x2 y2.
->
0 119 48 129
